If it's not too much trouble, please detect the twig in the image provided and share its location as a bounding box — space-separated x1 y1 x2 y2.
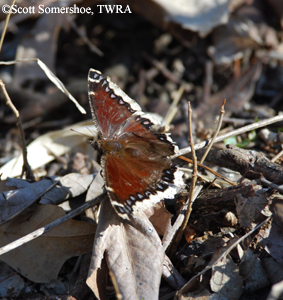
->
0 192 107 256
164 84 185 129
0 80 35 181
167 102 198 253
271 147 283 163
202 60 213 104
200 99 226 164
260 176 283 194
172 115 283 159
66 15 103 57
142 53 186 85
0 0 15 53
163 185 203 252
179 167 222 188
179 156 237 186
177 216 271 296
0 59 86 114
179 103 198 230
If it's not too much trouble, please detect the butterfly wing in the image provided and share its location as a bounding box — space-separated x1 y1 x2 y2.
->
88 68 183 218
102 116 183 217
88 69 141 137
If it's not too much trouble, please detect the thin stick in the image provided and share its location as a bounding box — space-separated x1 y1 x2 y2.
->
172 115 283 159
200 99 226 164
0 192 107 256
0 0 15 53
164 84 185 128
163 185 203 252
0 80 35 181
66 15 103 57
179 155 237 186
177 216 271 295
271 147 283 163
170 102 198 251
180 102 198 231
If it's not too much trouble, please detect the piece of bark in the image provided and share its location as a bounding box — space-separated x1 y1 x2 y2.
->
192 181 259 215
194 145 283 184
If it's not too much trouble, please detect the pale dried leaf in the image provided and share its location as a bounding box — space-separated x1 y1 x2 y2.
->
0 204 96 283
235 187 270 229
258 221 283 265
0 173 95 224
0 176 57 224
0 120 97 179
40 173 95 205
85 172 104 202
209 5 278 64
210 256 242 299
144 201 172 236
122 0 231 38
155 0 231 37
87 197 164 300
262 257 283 284
239 248 270 291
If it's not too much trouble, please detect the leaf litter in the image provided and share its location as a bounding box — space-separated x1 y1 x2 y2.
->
1 1 283 299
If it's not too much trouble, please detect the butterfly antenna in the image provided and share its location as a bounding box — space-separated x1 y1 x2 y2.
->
69 128 90 138
86 126 97 137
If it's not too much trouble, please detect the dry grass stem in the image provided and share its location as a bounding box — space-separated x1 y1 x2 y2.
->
0 0 15 53
0 80 35 180
0 192 106 256
179 155 237 186
200 99 226 164
173 114 283 159
169 102 198 252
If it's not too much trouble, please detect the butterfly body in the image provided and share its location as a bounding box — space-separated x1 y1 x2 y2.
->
88 69 183 218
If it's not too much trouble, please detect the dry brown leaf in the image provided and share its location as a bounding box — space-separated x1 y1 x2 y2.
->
258 221 283 265
194 62 262 130
39 173 95 205
144 201 172 236
272 199 283 228
0 204 96 283
262 256 283 284
118 0 231 38
0 176 58 224
209 4 278 64
235 186 270 229
0 120 97 179
0 173 95 224
239 248 270 291
87 196 164 300
210 256 242 299
178 289 214 300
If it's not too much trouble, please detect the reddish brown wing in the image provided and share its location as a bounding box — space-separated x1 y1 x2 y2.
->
88 68 183 218
88 69 141 137
104 146 177 216
103 116 179 216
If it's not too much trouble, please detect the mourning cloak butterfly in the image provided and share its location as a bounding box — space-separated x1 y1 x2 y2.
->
88 69 183 218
